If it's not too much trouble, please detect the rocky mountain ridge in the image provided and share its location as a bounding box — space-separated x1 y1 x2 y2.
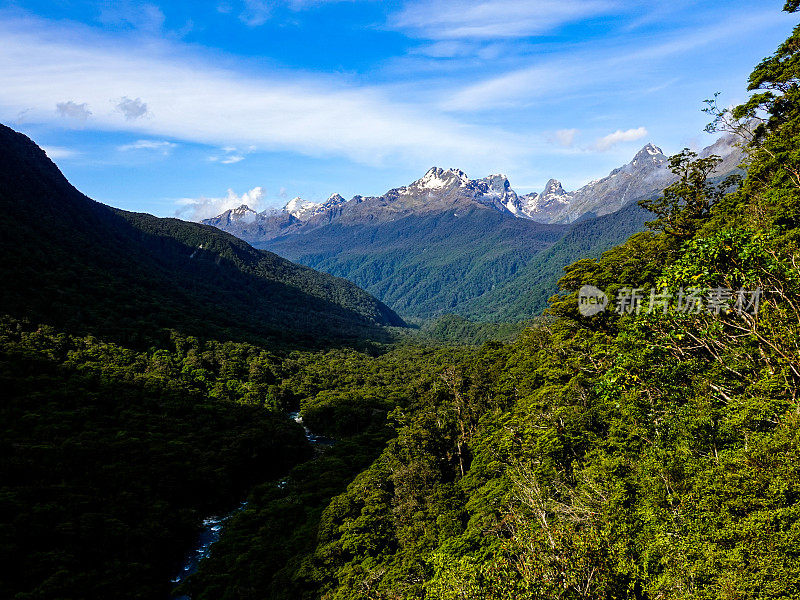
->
204 134 742 236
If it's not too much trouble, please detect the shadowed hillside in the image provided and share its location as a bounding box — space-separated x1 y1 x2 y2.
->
0 124 404 347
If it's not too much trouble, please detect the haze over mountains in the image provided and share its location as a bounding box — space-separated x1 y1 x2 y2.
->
204 135 743 321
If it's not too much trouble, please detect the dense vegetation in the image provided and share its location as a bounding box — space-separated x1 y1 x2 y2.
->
258 206 567 321
185 7 800 599
3 4 800 600
0 124 405 599
461 200 653 321
0 320 311 599
0 126 403 349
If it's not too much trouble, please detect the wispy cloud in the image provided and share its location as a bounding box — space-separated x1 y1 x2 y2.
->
391 0 622 40
209 154 245 164
208 145 254 164
98 2 166 33
239 0 273 26
42 145 79 159
175 186 267 221
0 18 524 168
443 62 576 111
593 127 647 151
551 129 578 148
237 0 367 26
440 9 787 113
118 139 177 153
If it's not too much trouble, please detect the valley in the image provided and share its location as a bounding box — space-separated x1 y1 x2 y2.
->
1 3 799 600
203 137 741 321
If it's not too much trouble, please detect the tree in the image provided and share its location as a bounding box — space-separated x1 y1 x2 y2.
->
639 149 739 239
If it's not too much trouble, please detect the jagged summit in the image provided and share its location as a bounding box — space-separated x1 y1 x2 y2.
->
284 197 317 219
630 143 668 168
212 204 258 225
203 134 743 230
410 167 471 191
542 179 568 197
282 193 347 220
480 174 512 192
641 142 664 155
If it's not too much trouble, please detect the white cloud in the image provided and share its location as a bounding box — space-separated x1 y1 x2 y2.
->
0 19 523 169
209 154 245 164
551 129 578 148
118 139 177 153
42 145 79 159
593 127 647 151
442 62 583 111
441 10 788 113
208 146 248 164
391 0 621 40
176 186 267 221
56 101 92 121
116 96 149 120
410 41 474 58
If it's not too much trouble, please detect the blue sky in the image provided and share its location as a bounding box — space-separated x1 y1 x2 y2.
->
0 0 796 219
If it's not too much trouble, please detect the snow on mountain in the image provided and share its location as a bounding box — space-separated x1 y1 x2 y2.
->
522 144 671 224
283 193 347 221
208 204 258 226
284 197 322 219
517 179 574 222
385 167 531 217
538 179 573 209
523 136 742 224
203 135 745 232
402 167 472 193
319 193 347 212
474 174 523 215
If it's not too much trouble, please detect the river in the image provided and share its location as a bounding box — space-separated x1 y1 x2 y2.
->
169 410 333 599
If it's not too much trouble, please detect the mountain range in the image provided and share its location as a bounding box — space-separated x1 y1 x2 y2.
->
204 135 743 321
0 124 404 346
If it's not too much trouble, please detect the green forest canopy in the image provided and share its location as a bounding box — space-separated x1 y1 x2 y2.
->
2 2 800 599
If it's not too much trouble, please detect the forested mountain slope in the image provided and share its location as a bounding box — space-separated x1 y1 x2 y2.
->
186 5 800 599
461 199 653 320
0 125 403 600
204 138 741 322
264 206 566 320
0 124 404 347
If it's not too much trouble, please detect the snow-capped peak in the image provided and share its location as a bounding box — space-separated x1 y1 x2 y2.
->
643 143 662 156
630 143 667 168
282 193 348 220
284 197 322 219
415 167 471 190
326 193 346 204
480 174 511 193
541 179 568 197
226 204 257 223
